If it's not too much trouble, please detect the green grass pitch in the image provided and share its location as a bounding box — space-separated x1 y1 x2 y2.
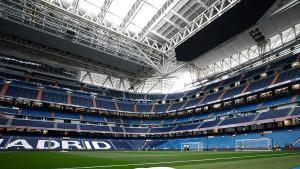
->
0 151 299 169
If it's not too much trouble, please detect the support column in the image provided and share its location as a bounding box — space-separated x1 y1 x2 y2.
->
114 101 119 111
92 96 97 108
0 84 9 96
180 101 189 110
150 103 156 112
67 95 72 105
133 102 138 112
165 104 172 112
241 84 250 93
198 95 206 105
36 89 43 100
271 73 280 85
218 90 227 100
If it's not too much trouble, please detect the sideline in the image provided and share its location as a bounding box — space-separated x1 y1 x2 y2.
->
56 152 298 169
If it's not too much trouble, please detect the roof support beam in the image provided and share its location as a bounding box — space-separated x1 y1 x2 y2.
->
41 0 163 52
171 10 191 26
50 0 62 7
108 76 114 88
162 0 241 52
163 18 183 31
193 24 300 82
160 0 201 40
163 63 188 77
97 0 114 24
73 0 80 13
120 0 144 29
150 30 170 42
195 0 209 10
134 44 164 75
88 72 94 84
163 2 203 38
101 76 109 87
147 80 161 93
136 81 146 92
80 71 88 81
139 0 180 39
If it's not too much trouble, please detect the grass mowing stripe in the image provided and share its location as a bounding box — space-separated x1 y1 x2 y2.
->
56 152 298 169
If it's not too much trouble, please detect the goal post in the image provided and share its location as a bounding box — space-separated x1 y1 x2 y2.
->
236 138 273 151
181 142 204 152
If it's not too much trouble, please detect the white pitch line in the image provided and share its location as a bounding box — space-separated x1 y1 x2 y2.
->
56 152 298 169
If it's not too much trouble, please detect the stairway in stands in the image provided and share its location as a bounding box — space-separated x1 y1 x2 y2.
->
292 137 300 147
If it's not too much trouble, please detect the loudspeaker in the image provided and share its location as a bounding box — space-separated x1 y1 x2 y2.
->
65 29 76 40
249 28 265 44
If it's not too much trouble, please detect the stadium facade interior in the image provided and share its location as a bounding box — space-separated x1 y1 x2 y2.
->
0 0 300 159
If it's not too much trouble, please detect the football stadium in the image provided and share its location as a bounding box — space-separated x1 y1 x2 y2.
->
0 0 300 168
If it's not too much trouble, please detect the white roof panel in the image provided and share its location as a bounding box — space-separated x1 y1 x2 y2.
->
145 0 167 9
105 0 136 25
129 3 157 33
77 0 105 16
127 0 168 33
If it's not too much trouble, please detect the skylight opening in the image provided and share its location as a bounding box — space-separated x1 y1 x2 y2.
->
145 0 167 9
78 0 105 16
127 0 169 33
105 13 123 25
105 0 136 25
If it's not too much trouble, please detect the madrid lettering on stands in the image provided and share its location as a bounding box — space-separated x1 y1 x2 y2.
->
0 139 111 150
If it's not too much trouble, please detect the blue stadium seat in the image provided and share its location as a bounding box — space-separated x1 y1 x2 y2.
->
222 75 241 86
234 103 258 113
0 106 18 114
219 115 256 126
221 85 244 99
55 111 80 120
11 119 54 128
82 114 105 123
5 85 38 99
257 108 290 120
166 92 185 100
42 91 67 104
269 55 298 70
175 116 193 123
144 119 162 125
184 98 201 109
211 109 233 117
291 107 300 116
118 101 133 112
0 118 8 125
125 119 142 125
247 76 273 92
149 127 173 133
155 104 170 113
201 92 221 104
125 127 149 133
21 108 52 118
173 123 200 131
111 127 124 132
168 102 185 111
57 123 77 130
105 117 122 123
71 94 93 107
96 98 116 110
200 120 221 128
261 96 292 108
243 66 267 80
80 124 110 131
137 103 153 112
277 68 300 83
192 113 211 121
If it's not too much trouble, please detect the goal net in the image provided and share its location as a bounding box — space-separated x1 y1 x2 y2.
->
181 142 204 152
236 138 273 151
